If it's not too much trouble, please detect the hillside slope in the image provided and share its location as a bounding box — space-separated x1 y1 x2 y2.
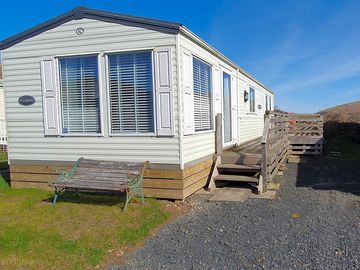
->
318 100 360 123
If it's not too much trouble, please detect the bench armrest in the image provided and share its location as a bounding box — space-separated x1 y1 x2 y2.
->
55 157 83 182
127 171 139 179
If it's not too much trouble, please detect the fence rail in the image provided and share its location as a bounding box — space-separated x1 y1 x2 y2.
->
287 114 323 155
261 111 323 190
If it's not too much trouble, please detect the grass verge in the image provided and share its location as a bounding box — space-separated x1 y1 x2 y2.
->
0 157 170 270
325 138 360 160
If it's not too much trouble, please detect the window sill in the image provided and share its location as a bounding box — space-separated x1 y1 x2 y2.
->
109 133 157 137
58 133 104 137
194 129 215 135
246 112 258 116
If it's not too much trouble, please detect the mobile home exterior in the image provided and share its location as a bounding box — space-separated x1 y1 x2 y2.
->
0 67 7 150
0 7 274 200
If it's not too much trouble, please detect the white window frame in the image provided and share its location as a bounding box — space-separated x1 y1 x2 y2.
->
104 49 157 137
192 55 214 134
248 86 256 114
55 53 105 137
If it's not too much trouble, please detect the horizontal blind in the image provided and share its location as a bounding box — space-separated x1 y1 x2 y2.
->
250 87 255 112
108 52 154 134
59 56 101 134
193 58 212 131
265 95 269 110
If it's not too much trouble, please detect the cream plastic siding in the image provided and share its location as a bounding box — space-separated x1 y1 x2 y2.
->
179 34 275 164
2 18 180 164
0 80 5 120
183 132 214 164
179 34 237 164
237 73 274 144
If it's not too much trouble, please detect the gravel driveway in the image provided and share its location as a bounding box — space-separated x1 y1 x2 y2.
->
114 158 360 269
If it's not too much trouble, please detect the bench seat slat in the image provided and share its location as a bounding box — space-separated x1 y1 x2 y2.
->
50 179 128 189
51 183 127 192
71 174 130 181
75 167 141 174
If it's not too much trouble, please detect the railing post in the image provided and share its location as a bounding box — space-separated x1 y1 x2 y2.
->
260 113 270 194
215 113 222 154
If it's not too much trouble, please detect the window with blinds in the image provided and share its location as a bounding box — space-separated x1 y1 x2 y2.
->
59 56 101 134
193 58 212 131
108 52 154 134
265 95 269 111
249 87 255 112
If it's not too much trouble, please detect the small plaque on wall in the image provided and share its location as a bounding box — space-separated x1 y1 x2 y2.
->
18 95 36 106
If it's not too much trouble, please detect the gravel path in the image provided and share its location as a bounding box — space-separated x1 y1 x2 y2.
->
113 158 360 270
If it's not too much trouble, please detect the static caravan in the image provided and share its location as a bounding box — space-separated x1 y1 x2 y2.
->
0 7 274 200
0 67 7 151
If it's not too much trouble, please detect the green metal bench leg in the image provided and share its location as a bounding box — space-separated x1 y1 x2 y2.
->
141 191 145 205
124 189 131 212
52 188 60 207
123 175 146 211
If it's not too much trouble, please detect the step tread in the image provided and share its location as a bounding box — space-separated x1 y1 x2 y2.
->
217 164 261 171
214 174 259 183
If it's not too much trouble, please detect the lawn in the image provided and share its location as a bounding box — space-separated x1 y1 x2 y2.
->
0 155 170 270
325 138 360 160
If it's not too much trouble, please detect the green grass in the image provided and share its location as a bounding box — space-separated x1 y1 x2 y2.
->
0 158 170 270
325 138 360 160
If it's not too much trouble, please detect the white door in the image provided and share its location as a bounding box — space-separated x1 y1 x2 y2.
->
223 71 232 145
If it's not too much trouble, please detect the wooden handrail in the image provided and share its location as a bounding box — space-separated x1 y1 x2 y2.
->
261 115 270 144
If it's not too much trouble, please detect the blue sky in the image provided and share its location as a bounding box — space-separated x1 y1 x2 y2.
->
1 0 359 113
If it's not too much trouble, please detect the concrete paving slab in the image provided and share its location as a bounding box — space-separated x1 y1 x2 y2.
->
268 183 280 190
208 188 251 202
194 188 212 195
249 190 277 199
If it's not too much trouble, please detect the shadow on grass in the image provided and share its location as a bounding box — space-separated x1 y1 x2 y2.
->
0 157 10 187
44 190 141 208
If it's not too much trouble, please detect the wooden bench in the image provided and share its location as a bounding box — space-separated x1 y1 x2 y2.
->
49 158 149 211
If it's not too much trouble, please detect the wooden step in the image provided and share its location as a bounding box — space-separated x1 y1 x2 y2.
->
220 153 261 165
214 174 259 183
217 164 261 173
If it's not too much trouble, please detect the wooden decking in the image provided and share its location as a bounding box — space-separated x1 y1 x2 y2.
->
209 112 323 193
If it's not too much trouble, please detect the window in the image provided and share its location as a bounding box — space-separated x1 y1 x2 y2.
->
265 95 269 111
269 96 272 111
59 56 101 134
249 87 255 112
193 58 212 131
265 95 272 111
108 51 154 134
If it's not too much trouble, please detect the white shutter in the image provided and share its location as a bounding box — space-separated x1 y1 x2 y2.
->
154 48 174 136
41 58 59 136
213 66 221 114
182 51 195 135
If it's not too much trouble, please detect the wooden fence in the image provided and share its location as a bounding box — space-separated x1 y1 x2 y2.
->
261 112 290 190
261 112 323 189
287 114 323 155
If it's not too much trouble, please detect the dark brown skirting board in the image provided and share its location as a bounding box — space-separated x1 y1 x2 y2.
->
9 158 214 200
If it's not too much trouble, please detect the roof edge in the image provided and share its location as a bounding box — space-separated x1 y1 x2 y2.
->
179 26 274 94
0 6 273 94
0 6 181 50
